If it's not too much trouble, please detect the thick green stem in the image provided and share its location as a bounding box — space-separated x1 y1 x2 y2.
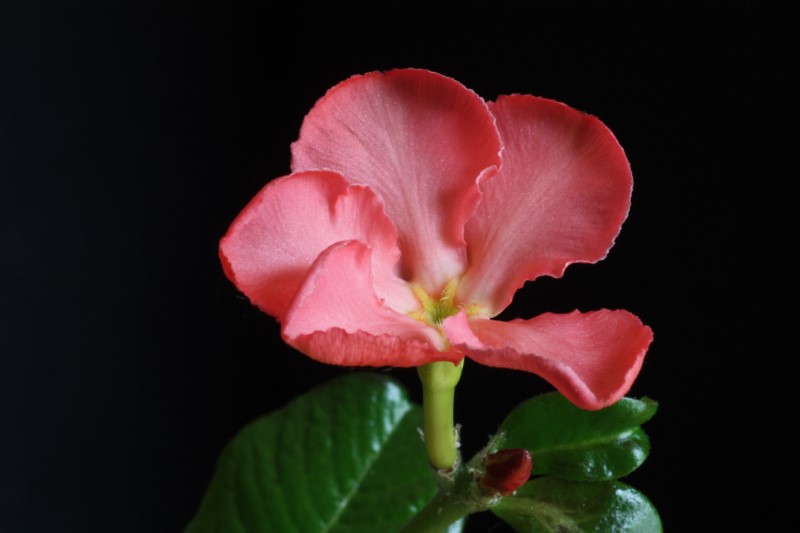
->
399 487 474 533
417 360 464 470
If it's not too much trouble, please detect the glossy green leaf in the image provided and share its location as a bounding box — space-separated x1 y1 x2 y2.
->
497 393 657 481
185 373 437 533
492 477 662 533
446 518 465 532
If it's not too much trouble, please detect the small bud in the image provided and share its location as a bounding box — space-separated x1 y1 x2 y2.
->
479 448 532 495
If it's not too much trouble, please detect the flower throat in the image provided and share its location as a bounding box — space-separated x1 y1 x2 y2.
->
409 279 460 326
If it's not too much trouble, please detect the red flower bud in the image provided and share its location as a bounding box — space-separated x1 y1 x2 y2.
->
480 448 533 495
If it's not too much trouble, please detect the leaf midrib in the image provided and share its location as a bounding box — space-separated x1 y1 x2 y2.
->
531 428 638 456
319 402 413 533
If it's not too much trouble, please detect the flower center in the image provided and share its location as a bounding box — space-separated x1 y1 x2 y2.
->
409 279 460 326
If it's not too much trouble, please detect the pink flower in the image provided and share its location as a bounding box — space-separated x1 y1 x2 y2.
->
220 69 653 410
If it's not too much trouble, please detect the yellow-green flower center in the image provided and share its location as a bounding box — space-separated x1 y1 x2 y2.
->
408 279 492 328
409 279 461 326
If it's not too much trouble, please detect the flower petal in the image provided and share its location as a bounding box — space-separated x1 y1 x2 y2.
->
291 69 502 293
219 170 417 321
443 310 652 410
283 240 459 367
459 95 633 314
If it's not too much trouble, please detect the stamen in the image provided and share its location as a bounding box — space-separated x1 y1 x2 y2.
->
409 279 461 326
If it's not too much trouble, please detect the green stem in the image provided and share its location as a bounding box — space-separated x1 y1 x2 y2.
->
399 486 474 533
417 360 464 470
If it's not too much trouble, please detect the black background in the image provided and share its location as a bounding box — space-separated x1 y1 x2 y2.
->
2 2 773 532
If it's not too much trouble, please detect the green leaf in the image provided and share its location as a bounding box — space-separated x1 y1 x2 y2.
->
186 373 436 533
497 393 657 481
446 518 465 533
492 477 662 533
